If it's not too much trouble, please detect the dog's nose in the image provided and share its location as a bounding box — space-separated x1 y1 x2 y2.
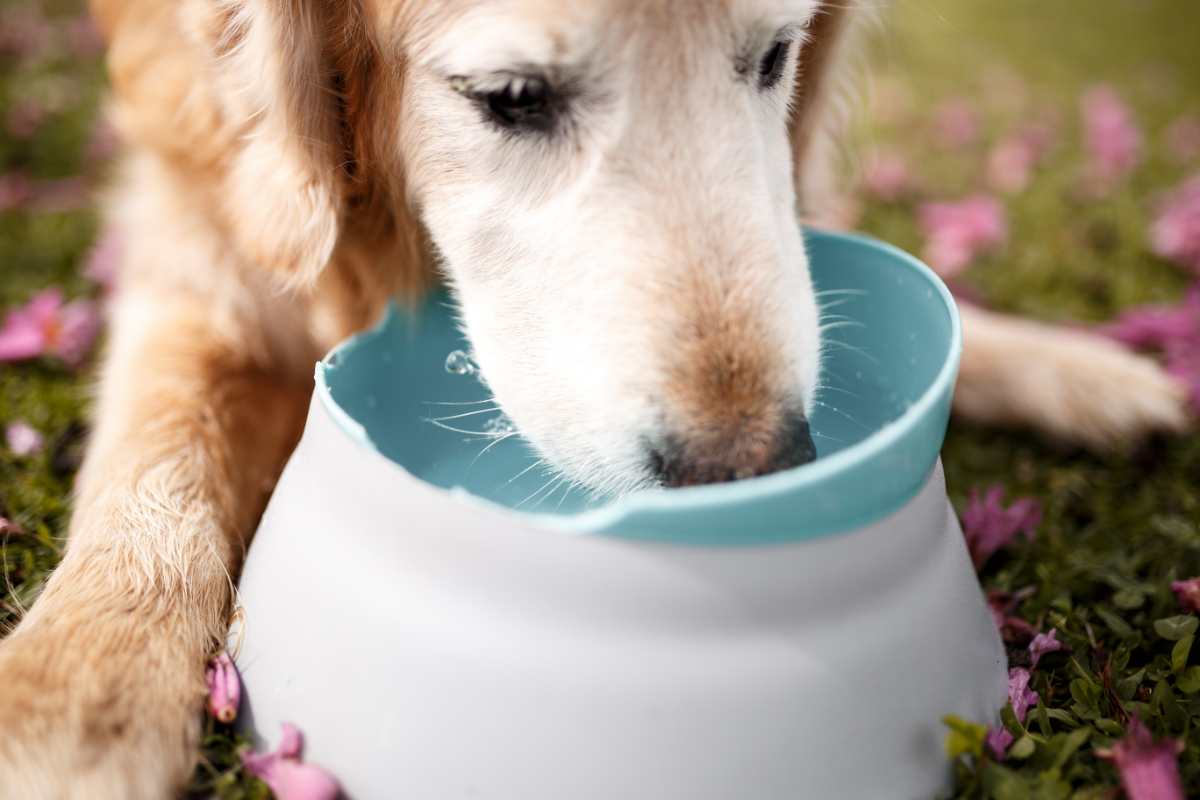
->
649 411 817 488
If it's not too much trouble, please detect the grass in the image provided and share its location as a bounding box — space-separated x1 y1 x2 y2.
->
2 0 1199 797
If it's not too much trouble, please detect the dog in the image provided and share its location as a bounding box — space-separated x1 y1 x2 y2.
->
0 1 1189 796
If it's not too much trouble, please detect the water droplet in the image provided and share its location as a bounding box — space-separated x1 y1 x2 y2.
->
445 349 478 376
484 415 516 436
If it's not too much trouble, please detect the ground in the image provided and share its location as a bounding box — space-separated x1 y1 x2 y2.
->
1 1 1198 797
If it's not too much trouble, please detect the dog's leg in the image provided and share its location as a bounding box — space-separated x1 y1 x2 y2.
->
0 287 311 798
954 303 1191 448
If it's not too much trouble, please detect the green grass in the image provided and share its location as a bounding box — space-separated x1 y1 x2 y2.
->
2 0 1199 797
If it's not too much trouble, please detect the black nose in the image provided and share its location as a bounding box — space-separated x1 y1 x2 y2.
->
649 411 817 488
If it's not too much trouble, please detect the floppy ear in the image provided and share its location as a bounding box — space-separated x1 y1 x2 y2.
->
217 0 345 286
787 2 855 221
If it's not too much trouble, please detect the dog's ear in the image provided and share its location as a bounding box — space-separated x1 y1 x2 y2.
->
787 2 854 219
216 0 347 286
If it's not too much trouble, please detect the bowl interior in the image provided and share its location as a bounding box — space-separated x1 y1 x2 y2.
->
319 228 959 543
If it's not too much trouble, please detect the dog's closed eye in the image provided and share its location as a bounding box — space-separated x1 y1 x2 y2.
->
451 72 566 135
758 40 790 90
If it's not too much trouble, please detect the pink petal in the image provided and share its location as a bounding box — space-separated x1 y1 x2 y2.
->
1028 628 1064 668
267 760 341 800
204 652 241 724
0 317 48 361
933 99 979 149
279 722 305 759
242 724 340 800
1102 717 1185 800
1150 174 1200 274
861 151 911 200
5 422 44 457
960 484 1041 569
83 229 122 292
30 177 91 213
919 196 1007 276
986 667 1039 760
1164 115 1200 163
1081 85 1142 188
52 300 102 367
1007 667 1038 723
0 289 63 362
0 172 33 211
1172 577 1200 614
986 137 1034 194
986 726 1013 760
65 15 105 59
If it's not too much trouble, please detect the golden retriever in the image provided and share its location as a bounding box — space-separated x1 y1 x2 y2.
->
0 0 1188 796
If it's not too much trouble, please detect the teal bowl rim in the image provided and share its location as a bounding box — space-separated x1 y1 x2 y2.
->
314 228 962 539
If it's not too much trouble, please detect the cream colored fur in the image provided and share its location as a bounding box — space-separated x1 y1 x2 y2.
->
0 1 1189 797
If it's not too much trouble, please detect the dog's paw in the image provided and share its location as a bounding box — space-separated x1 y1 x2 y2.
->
0 619 205 800
956 307 1193 450
1037 334 1192 449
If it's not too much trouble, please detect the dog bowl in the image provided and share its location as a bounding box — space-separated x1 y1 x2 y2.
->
235 229 1006 799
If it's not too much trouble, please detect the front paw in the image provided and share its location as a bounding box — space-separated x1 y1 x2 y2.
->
0 621 206 800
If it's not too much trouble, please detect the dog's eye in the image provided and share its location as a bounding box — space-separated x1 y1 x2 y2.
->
758 40 790 90
476 75 559 133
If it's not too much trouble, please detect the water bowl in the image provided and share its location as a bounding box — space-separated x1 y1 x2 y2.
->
235 228 1006 799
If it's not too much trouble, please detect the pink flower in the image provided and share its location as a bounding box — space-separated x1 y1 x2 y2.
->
861 151 911 201
242 723 341 800
29 177 91 213
0 289 103 367
0 173 33 211
918 196 1007 276
5 422 44 456
205 652 241 724
1099 717 1185 800
1150 174 1200 274
1173 577 1200 614
986 124 1055 195
986 667 1039 759
1081 85 1142 188
86 119 121 164
960 485 1041 569
1098 285 1200 413
1098 285 1200 349
1028 628 1064 668
65 15 105 59
84 229 122 293
7 98 47 139
1164 115 1200 163
933 99 979 149
0 7 53 61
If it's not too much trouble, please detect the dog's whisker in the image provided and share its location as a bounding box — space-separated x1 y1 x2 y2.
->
820 338 880 365
430 406 503 422
423 398 499 407
812 400 871 431
814 288 869 298
504 458 547 487
424 418 505 438
471 431 519 465
819 320 867 334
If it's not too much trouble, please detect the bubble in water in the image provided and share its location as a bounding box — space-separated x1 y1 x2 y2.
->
484 415 516 436
445 349 478 376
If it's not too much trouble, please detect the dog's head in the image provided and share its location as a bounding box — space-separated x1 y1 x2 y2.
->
209 0 849 495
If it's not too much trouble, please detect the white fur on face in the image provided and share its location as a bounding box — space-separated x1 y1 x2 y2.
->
399 0 822 496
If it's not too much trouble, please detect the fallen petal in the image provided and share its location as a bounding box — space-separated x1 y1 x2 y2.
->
5 422 44 457
1028 628 1064 668
1100 717 1185 800
1171 577 1200 614
204 652 241 724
